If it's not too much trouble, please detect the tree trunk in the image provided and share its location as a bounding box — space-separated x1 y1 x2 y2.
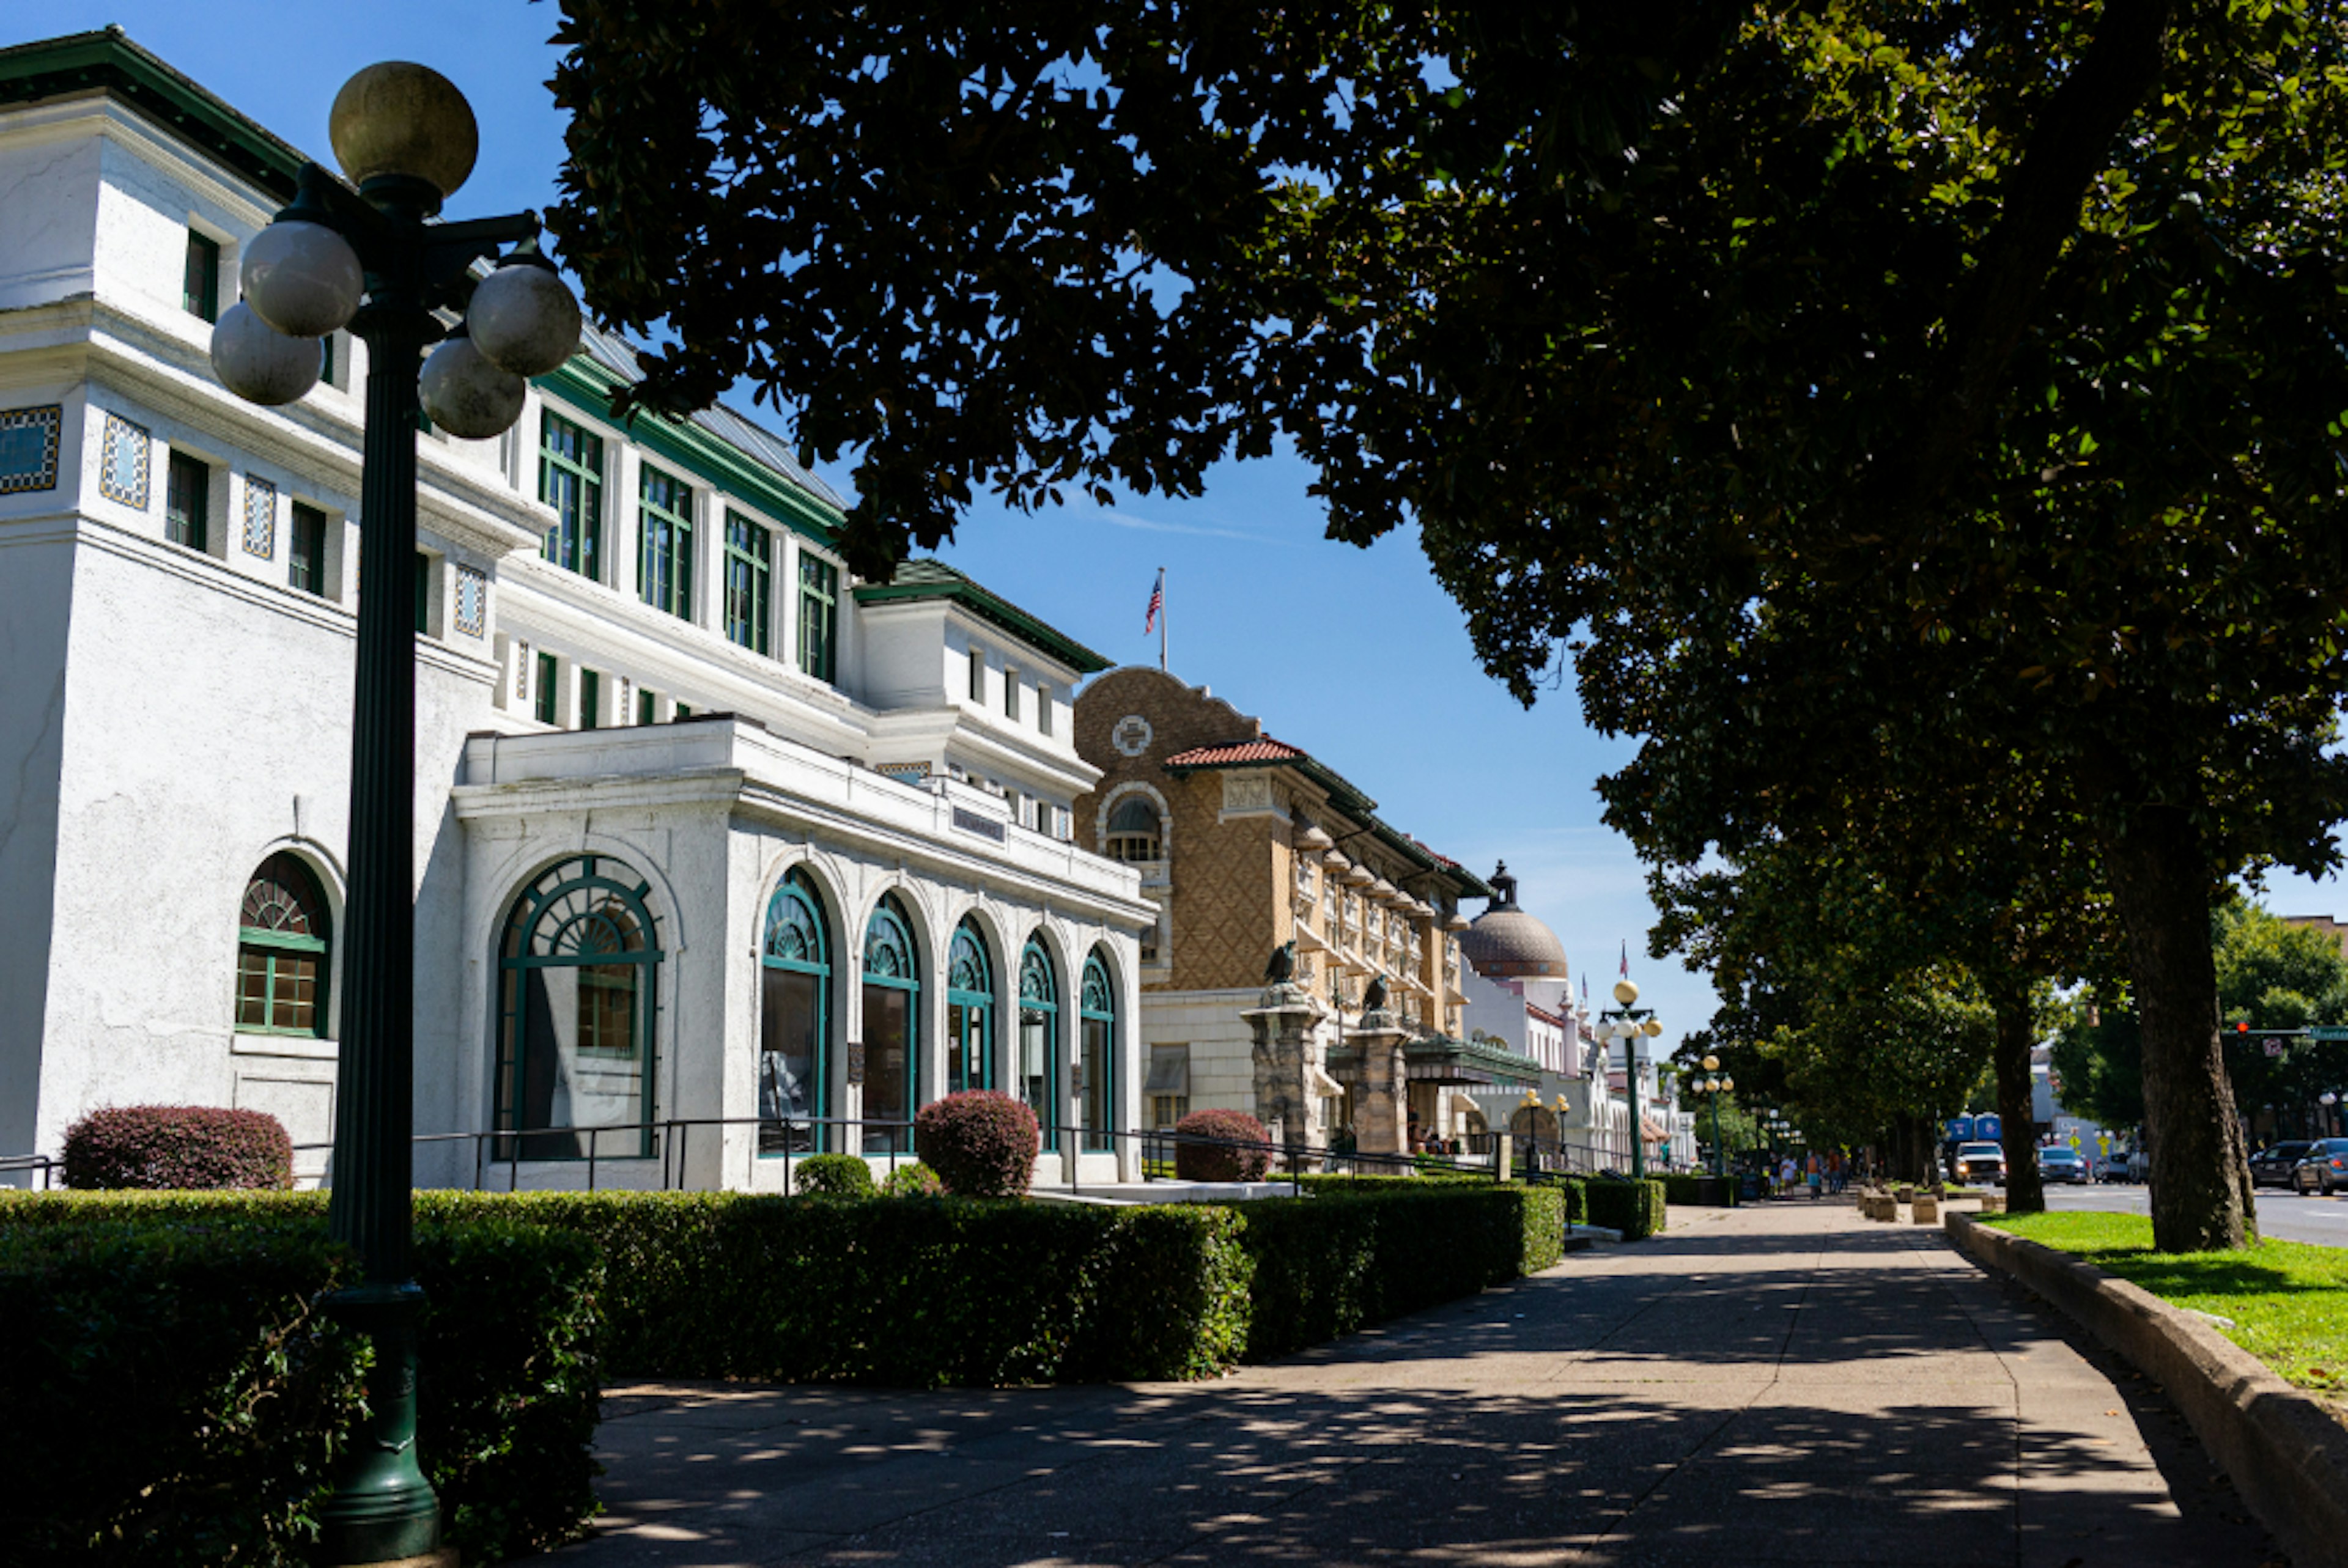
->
2099 803 2255 1251
1990 976 2046 1214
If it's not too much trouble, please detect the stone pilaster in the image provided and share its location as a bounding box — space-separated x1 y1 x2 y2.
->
1348 1008 1410 1157
1242 981 1323 1150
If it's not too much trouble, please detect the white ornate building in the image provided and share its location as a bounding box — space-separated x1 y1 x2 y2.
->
0 29 1153 1188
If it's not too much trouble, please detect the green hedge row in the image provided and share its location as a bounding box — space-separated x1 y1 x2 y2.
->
0 1193 599 1567
1661 1174 1735 1208
1582 1178 1669 1239
1238 1183 1566 1359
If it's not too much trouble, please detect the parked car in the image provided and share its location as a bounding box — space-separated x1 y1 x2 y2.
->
1952 1141 2006 1185
2292 1139 2348 1196
2250 1141 2316 1190
2037 1146 2090 1185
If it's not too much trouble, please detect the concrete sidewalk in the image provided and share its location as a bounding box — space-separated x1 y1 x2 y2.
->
545 1202 2283 1567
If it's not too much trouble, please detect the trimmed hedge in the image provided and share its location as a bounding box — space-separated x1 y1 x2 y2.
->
881 1161 945 1196
915 1091 1039 1196
62 1105 292 1190
1661 1174 1736 1208
1238 1183 1566 1360
1173 1108 1272 1182
1584 1178 1668 1239
794 1153 874 1197
0 1192 600 1566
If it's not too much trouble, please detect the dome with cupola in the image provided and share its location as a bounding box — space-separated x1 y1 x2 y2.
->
1458 862 1570 979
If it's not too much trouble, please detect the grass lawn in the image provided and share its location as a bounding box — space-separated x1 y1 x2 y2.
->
1985 1210 2348 1399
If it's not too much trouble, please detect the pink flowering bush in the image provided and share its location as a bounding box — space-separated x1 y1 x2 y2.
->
913 1091 1039 1198
61 1105 294 1190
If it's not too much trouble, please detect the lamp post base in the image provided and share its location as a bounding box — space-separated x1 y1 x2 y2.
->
316 1283 441 1566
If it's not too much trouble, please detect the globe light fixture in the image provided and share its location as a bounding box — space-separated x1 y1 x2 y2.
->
1702 1054 1720 1073
210 301 322 405
205 61 581 1568
1614 979 1640 1006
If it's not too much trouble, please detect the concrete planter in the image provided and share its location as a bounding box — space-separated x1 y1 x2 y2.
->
1911 1195 1939 1223
1948 1212 2348 1568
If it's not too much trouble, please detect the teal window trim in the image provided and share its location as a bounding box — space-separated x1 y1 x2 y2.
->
946 918 994 1095
638 465 693 620
494 855 663 1161
1080 951 1118 1150
799 553 838 685
637 688 657 726
534 652 558 725
414 552 431 635
1019 939 1061 1153
723 510 771 655
236 853 331 1038
862 894 922 1149
538 411 603 579
164 450 209 551
759 869 832 1155
183 229 219 322
288 502 326 595
578 667 601 731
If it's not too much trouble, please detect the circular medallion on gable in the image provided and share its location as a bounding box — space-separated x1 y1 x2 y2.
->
1112 715 1153 757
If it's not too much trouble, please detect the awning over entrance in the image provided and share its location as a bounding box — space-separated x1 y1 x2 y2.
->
1143 1043 1190 1097
1401 1034 1543 1088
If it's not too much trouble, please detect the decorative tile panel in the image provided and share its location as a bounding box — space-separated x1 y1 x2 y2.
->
454 564 488 636
0 405 62 495
99 413 150 507
241 476 276 558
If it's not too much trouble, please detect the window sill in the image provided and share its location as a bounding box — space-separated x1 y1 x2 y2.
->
232 1032 338 1060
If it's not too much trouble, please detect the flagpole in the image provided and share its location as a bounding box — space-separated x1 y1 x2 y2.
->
1159 567 1168 672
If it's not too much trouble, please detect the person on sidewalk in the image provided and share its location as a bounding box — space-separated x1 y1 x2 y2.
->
1806 1155 1823 1201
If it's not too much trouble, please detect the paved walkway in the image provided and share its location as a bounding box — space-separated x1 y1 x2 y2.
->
547 1202 2282 1567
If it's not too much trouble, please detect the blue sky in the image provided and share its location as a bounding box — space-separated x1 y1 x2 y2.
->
31 4 2342 1051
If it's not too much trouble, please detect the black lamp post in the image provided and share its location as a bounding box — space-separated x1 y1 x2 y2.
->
1598 979 1661 1179
1697 1054 1733 1177
212 62 579 1566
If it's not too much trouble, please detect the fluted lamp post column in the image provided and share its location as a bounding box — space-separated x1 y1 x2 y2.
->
1699 1055 1733 1179
1598 981 1664 1179
211 61 580 1567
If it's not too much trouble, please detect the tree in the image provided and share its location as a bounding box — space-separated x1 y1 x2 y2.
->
548 2 2348 1248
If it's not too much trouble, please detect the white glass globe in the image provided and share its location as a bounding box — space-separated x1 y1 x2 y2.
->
419 332 524 438
240 221 364 338
210 302 321 405
468 260 583 376
1613 979 1640 1006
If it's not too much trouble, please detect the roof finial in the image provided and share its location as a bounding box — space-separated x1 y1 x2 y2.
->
1490 861 1517 908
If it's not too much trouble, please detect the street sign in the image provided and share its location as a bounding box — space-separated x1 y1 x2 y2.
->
2265 1037 2286 1058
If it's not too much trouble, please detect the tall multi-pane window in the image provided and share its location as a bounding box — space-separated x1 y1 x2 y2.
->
578 668 602 731
288 502 327 594
537 412 602 578
638 688 659 726
534 652 558 724
798 553 838 684
722 512 770 653
182 230 220 322
967 645 986 703
164 451 209 550
236 853 330 1036
638 466 693 619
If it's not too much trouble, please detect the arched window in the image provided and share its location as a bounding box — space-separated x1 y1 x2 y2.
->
862 894 920 1153
495 856 661 1161
1104 796 1162 863
1080 950 1117 1152
761 869 830 1155
1019 938 1060 1153
236 853 330 1036
946 918 994 1095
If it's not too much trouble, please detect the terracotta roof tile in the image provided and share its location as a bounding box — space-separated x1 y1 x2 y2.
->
1161 736 1310 767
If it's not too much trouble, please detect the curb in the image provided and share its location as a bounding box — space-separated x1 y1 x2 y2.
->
1946 1211 2348 1568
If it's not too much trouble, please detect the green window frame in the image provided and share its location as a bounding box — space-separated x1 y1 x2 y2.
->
1019 938 1060 1154
164 451 209 551
289 502 327 594
638 465 693 619
537 411 603 579
674 702 693 720
535 652 558 725
761 869 833 1155
578 667 601 731
414 552 432 635
947 918 995 1095
494 855 662 1161
1080 951 1118 1152
183 230 220 322
235 853 330 1037
723 511 770 653
637 688 658 726
799 553 838 685
862 894 921 1155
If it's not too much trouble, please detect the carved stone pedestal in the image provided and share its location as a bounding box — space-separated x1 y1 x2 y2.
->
1243 982 1323 1163
1348 1009 1409 1158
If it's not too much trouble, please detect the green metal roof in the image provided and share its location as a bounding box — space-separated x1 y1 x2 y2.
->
1403 1034 1545 1086
852 559 1112 675
0 28 307 202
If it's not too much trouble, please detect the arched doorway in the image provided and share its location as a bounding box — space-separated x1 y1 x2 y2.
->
1019 937 1060 1152
760 869 830 1154
495 856 661 1160
1080 950 1117 1153
862 894 920 1154
946 918 994 1094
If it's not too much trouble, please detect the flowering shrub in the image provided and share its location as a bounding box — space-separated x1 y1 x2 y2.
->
794 1153 875 1198
1173 1108 1271 1182
62 1106 293 1190
913 1092 1038 1198
881 1162 945 1197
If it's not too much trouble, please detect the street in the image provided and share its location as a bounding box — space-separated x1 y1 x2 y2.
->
2045 1180 2348 1246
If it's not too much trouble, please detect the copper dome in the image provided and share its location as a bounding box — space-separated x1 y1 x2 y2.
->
1458 861 1570 979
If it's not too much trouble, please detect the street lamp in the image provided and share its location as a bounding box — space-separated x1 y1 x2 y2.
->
2324 1090 2339 1138
211 62 579 1567
1600 979 1664 1179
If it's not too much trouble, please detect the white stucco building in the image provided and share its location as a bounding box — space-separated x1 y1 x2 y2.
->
0 29 1153 1189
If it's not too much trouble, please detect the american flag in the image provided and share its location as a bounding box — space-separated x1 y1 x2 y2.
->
1143 569 1164 634
1619 939 1629 979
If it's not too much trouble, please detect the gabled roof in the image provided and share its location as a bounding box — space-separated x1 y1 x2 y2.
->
852 559 1111 675
1162 737 1310 768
